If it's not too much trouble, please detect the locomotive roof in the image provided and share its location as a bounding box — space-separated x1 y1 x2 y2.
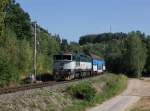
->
73 53 91 62
54 52 104 61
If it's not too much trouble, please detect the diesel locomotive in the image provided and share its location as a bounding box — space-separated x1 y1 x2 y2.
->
53 53 105 80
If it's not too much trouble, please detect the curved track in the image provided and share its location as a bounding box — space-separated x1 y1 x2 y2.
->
0 74 101 95
0 81 56 95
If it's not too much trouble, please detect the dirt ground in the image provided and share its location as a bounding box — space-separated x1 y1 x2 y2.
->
129 78 150 111
87 78 150 111
123 78 150 97
130 97 150 111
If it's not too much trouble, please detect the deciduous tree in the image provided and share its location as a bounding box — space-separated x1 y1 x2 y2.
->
124 32 147 77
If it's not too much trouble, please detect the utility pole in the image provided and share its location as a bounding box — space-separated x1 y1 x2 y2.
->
32 21 37 82
110 24 112 33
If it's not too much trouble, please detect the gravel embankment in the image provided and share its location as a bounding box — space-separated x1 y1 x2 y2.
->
0 83 72 111
0 76 102 111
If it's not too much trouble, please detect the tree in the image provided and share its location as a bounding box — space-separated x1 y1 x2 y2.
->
79 32 127 45
0 48 16 86
0 0 10 11
69 42 81 53
123 32 147 77
36 26 60 73
105 40 123 73
82 43 93 55
0 0 10 37
0 28 19 86
144 36 150 75
0 0 63 86
5 0 32 40
17 40 32 77
61 39 68 52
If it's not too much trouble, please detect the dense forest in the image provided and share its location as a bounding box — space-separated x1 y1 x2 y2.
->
0 0 150 86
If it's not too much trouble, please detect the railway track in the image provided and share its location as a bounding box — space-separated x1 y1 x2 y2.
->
0 80 80 95
0 74 102 95
0 81 55 95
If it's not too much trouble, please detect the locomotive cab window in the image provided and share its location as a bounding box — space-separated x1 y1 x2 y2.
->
63 55 72 61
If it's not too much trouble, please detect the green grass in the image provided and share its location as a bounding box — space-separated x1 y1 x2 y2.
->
64 74 128 111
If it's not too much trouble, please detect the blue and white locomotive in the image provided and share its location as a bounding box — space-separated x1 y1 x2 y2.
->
53 53 105 80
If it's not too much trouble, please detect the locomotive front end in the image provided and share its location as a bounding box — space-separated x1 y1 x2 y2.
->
53 53 75 80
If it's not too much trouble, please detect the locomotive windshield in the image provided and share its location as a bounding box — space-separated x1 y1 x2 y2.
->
54 54 72 61
63 55 71 60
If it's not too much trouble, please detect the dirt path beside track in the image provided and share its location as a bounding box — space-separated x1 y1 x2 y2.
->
87 78 150 111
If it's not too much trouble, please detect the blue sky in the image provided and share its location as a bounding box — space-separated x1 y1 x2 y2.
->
16 0 150 42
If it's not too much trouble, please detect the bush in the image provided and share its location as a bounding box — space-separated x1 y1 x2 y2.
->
0 48 19 87
67 81 96 101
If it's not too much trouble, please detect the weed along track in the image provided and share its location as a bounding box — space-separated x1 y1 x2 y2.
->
0 81 56 95
0 74 103 95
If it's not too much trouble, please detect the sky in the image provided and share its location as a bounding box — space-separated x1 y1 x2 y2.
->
16 0 150 42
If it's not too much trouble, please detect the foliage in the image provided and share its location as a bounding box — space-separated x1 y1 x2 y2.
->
0 0 10 37
0 28 19 86
0 0 9 11
123 32 147 77
61 39 69 52
0 0 150 87
104 40 124 73
69 42 81 53
0 0 60 86
17 40 32 77
5 0 32 40
80 31 149 78
67 81 96 101
0 48 18 87
144 36 150 75
37 25 60 73
79 32 127 45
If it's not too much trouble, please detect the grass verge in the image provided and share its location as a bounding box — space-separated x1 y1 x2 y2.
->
64 73 128 111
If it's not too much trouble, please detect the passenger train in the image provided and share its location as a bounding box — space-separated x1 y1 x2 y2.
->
53 53 106 80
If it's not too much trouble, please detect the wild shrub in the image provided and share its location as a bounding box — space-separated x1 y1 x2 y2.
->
67 81 96 101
